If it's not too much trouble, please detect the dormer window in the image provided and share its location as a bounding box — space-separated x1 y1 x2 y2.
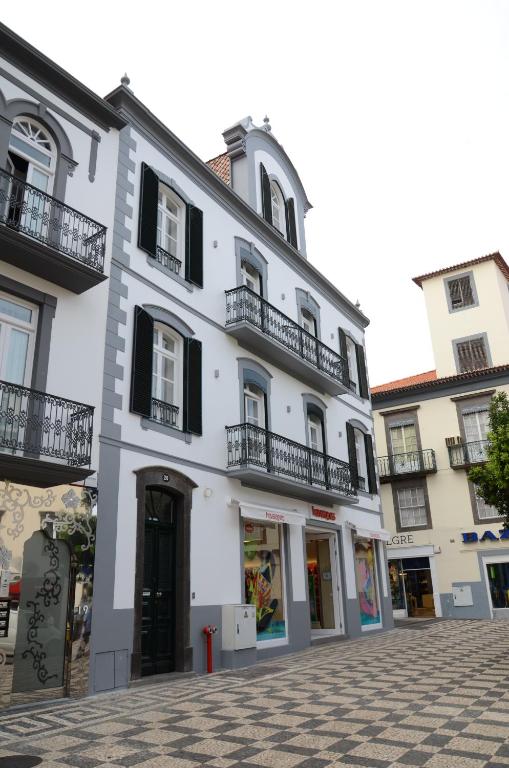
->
270 182 285 236
260 163 298 248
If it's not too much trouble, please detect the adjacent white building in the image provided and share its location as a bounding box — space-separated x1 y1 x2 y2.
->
0 24 123 708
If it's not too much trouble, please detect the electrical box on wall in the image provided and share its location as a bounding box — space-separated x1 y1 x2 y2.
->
452 585 473 607
221 604 256 651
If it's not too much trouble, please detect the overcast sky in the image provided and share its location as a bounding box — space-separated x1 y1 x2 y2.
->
4 1 509 385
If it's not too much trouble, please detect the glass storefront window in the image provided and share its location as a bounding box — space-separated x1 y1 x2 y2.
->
243 520 286 642
354 538 381 627
388 559 406 610
487 562 509 609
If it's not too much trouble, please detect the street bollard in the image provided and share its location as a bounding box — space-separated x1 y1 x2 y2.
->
202 624 217 673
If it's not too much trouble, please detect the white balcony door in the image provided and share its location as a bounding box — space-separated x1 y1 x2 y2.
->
8 118 55 238
0 294 38 452
390 423 418 473
463 409 489 462
244 384 266 465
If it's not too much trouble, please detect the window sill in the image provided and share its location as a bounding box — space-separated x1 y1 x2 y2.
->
146 254 193 292
140 416 192 443
357 489 374 499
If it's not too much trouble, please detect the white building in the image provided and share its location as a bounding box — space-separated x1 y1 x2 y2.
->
0 24 123 709
89 86 393 692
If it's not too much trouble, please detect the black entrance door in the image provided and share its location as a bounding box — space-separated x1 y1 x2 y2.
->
141 487 176 676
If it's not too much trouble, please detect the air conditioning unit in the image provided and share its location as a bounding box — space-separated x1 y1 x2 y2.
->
445 436 462 447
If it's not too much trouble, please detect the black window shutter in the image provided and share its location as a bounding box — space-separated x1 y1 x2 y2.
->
260 163 272 224
338 328 350 383
130 306 154 417
346 423 359 489
183 337 202 435
138 163 159 256
356 343 369 399
185 204 203 287
364 434 377 494
285 198 298 248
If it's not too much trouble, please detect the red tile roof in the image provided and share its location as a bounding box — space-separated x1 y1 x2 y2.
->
371 370 437 394
372 364 509 400
206 152 231 185
413 252 509 288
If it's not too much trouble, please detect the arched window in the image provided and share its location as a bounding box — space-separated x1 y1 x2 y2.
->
8 117 56 194
152 323 183 428
270 181 285 235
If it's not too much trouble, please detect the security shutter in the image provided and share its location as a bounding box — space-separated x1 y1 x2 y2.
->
285 198 298 248
346 423 359 489
185 204 203 287
364 434 377 494
183 337 202 435
130 306 154 417
338 328 350 384
448 276 474 310
456 337 488 373
356 344 369 399
138 163 158 256
260 163 272 224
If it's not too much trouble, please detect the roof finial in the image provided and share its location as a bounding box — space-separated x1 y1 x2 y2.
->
263 115 271 132
355 299 361 309
121 73 131 87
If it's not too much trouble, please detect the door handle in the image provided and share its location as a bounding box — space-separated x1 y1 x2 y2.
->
156 591 162 598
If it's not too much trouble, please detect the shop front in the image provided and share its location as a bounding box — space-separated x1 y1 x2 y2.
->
241 504 306 649
386 543 440 618
305 508 344 638
0 480 97 709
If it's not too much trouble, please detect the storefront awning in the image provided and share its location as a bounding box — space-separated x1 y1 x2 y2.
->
240 503 306 527
346 521 391 541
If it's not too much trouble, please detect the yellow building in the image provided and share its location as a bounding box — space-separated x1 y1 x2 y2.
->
372 253 509 620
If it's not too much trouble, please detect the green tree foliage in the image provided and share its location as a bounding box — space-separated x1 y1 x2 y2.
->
469 392 509 524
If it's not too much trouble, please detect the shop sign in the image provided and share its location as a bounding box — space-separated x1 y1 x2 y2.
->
311 507 336 522
387 534 414 546
462 529 509 544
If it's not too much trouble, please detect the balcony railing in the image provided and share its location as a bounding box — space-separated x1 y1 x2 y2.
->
449 440 489 468
225 286 348 387
0 380 93 467
151 398 179 428
378 449 437 480
156 245 182 275
0 168 106 273
226 423 356 498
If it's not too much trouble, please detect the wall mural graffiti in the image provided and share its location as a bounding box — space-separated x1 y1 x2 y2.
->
0 481 97 709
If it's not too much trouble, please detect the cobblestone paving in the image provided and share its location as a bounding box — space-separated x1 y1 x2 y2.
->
1 620 509 768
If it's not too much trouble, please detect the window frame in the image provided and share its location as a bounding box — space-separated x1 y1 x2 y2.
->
157 183 186 265
392 478 432 532
444 271 479 313
270 180 286 237
353 427 369 491
0 290 39 387
151 322 183 429
453 333 492 374
244 382 266 428
345 336 358 392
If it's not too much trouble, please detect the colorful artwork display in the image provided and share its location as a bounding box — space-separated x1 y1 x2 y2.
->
243 520 286 641
354 538 381 627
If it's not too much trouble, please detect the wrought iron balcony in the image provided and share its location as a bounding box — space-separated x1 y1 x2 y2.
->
226 423 357 505
151 398 179 428
448 440 489 469
0 379 94 487
225 286 349 396
156 245 182 275
377 449 437 483
0 168 107 293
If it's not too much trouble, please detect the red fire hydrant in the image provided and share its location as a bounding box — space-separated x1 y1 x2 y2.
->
202 625 217 673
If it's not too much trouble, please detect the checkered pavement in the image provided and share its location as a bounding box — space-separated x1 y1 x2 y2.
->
1 619 509 768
